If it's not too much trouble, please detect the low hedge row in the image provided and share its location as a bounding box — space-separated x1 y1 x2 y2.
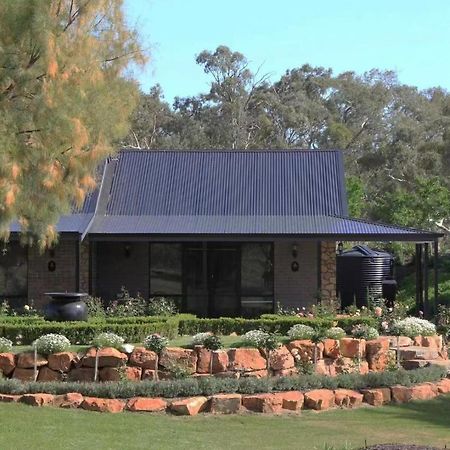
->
178 316 378 335
0 366 445 399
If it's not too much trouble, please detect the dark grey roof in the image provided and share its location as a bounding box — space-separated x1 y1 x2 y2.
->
10 214 94 234
88 214 441 241
105 150 348 216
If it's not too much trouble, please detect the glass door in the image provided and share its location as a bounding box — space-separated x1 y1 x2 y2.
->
208 244 240 317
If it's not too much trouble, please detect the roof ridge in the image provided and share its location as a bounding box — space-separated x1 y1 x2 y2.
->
118 148 342 153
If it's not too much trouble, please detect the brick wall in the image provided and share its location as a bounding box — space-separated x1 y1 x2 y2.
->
79 241 89 294
320 241 336 301
28 239 78 308
94 241 149 302
274 240 318 309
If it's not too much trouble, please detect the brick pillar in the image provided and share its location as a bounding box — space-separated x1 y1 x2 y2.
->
320 241 336 301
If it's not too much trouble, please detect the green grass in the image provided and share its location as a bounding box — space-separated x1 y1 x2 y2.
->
0 397 449 449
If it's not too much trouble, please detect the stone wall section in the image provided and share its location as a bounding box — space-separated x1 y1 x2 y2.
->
320 241 336 301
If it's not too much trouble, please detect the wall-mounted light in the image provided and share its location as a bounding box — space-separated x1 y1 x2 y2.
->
292 244 298 259
337 242 344 254
124 244 131 258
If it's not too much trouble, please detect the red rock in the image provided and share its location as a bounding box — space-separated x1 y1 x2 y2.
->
37 366 63 382
126 397 167 412
359 361 369 375
0 394 20 403
212 351 228 373
241 369 268 378
366 339 390 372
287 340 324 361
170 396 208 415
0 353 15 376
82 347 128 368
16 352 47 369
304 389 335 410
361 388 391 406
340 338 366 358
274 368 298 377
55 393 84 408
323 339 340 359
269 346 295 371
278 391 304 411
159 348 197 374
391 385 413 403
67 367 95 382
410 383 437 400
227 348 267 372
334 389 363 408
435 378 450 394
99 366 142 382
195 346 212 374
12 367 36 381
315 358 337 377
81 397 125 413
420 335 443 349
20 393 54 407
242 393 283 413
47 352 77 372
209 394 241 414
387 336 413 347
129 347 158 369
213 371 240 379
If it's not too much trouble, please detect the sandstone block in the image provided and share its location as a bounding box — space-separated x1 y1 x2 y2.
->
55 393 84 408
48 352 77 372
129 347 158 369
227 348 267 372
287 340 324 361
37 366 63 382
212 351 229 373
435 378 450 394
361 388 391 406
99 366 142 382
126 397 167 412
391 385 413 403
169 396 208 415
81 397 125 413
269 346 295 371
242 393 283 413
410 383 438 400
278 391 304 411
315 358 337 377
12 367 35 382
209 394 241 414
304 389 335 410
195 346 212 374
334 389 363 408
67 367 95 382
82 347 128 368
0 394 20 403
16 352 47 369
20 393 54 407
0 353 15 376
366 338 390 372
340 338 365 358
159 348 197 374
323 339 340 359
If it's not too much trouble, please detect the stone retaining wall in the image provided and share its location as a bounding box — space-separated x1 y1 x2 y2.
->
0 335 447 382
1 377 450 415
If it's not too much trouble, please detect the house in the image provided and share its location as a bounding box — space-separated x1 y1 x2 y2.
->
2 149 442 316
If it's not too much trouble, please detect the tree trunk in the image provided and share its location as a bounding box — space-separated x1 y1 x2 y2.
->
33 346 38 382
154 354 159 381
396 335 401 369
94 348 99 382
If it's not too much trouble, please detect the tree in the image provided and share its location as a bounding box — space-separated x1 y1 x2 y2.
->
0 0 146 248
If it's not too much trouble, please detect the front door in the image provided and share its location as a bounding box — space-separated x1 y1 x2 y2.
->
208 244 240 317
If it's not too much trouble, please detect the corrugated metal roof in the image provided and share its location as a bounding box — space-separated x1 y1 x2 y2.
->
106 150 348 216
10 214 94 234
88 214 440 240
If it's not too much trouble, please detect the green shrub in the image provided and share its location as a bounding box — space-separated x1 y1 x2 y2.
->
325 327 346 340
0 366 443 399
143 334 168 353
92 332 124 349
0 337 12 352
287 324 315 340
390 317 437 338
351 324 379 340
241 330 271 348
147 296 178 316
191 332 212 346
34 334 71 355
203 335 223 351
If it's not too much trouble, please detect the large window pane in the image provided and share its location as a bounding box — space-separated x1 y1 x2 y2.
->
0 243 27 297
241 243 273 295
150 244 182 295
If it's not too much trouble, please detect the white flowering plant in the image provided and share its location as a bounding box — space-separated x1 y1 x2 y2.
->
390 317 436 338
351 324 379 340
191 332 212 346
242 330 270 348
0 337 13 353
143 334 168 353
34 334 71 355
92 332 124 350
287 324 315 340
325 326 346 340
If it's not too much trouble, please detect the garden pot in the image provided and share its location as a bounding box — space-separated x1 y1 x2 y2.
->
44 292 88 321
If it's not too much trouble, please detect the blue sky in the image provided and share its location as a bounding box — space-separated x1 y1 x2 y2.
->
125 0 450 103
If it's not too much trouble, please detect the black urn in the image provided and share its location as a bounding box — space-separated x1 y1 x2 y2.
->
44 292 89 321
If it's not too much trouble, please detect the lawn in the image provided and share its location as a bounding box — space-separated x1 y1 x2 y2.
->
0 397 449 450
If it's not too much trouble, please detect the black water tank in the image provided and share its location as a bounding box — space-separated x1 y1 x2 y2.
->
336 245 394 309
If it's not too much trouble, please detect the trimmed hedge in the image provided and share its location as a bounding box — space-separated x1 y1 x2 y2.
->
178 316 378 336
0 366 445 399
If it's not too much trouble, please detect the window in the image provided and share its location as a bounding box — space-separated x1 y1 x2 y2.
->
150 244 182 296
0 243 27 298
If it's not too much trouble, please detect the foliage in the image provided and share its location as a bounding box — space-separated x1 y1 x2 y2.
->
390 317 437 338
325 327 346 340
287 324 315 340
351 324 379 340
143 334 168 353
92 332 124 350
33 333 70 355
0 337 12 352
106 287 147 317
0 0 147 246
147 297 178 317
241 330 271 348
85 297 106 319
191 332 212 346
0 366 444 399
203 335 223 351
